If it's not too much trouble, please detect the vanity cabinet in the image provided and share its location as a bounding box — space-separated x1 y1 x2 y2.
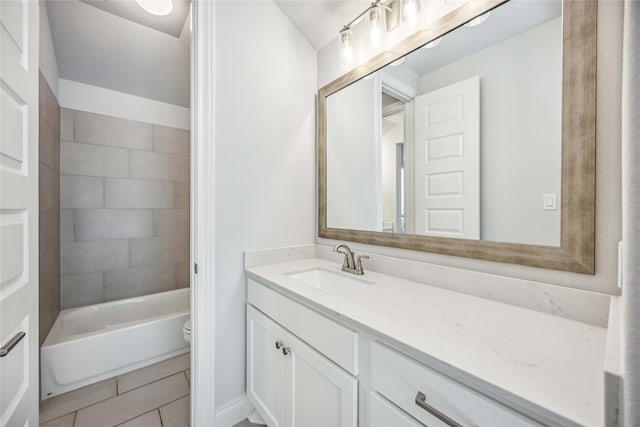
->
247 305 358 427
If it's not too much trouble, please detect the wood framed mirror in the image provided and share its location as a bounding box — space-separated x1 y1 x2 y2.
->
317 0 596 274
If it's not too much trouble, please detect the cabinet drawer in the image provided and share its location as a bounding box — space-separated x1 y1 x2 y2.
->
369 392 424 427
247 278 359 375
371 343 540 427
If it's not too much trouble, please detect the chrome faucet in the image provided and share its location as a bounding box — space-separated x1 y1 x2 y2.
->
333 243 369 275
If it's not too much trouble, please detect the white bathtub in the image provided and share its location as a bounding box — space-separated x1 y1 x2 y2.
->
41 288 190 399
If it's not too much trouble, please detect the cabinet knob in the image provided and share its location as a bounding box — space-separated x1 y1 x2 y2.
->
275 341 284 350
282 346 291 355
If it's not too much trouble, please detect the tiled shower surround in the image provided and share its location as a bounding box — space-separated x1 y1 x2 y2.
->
60 109 190 309
39 73 61 344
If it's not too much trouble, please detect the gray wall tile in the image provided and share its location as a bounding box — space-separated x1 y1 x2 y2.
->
61 175 104 208
152 126 189 156
75 209 153 241
61 108 74 141
40 117 58 171
39 165 55 209
104 264 176 301
131 151 189 182
130 236 189 268
61 141 129 178
61 239 129 275
153 209 189 236
174 183 189 209
176 262 190 288
105 179 174 208
61 272 104 309
60 209 75 242
75 111 153 151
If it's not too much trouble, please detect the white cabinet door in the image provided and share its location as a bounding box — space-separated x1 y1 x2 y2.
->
247 306 286 427
369 392 424 427
285 332 357 427
0 0 40 426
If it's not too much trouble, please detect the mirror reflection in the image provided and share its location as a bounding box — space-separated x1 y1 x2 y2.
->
326 0 563 247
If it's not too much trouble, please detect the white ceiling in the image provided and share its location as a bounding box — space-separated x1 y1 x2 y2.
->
400 0 562 77
47 0 190 107
274 0 370 50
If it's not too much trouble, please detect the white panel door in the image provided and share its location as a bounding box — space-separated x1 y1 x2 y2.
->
285 332 357 427
247 306 286 427
0 0 40 426
414 77 480 239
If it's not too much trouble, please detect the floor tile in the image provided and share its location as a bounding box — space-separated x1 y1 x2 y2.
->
159 396 189 427
40 412 76 427
117 410 162 427
40 378 117 423
117 353 190 394
75 373 189 427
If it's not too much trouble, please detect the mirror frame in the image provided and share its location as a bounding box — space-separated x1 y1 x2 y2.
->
317 0 597 274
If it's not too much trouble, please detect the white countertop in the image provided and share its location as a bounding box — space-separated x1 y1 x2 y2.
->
247 258 606 427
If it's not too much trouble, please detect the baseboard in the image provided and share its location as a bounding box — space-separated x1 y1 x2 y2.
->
247 407 266 425
216 395 251 427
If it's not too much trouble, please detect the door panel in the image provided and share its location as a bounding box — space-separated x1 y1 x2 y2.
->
369 392 423 427
0 0 39 425
286 332 357 427
247 306 286 427
414 76 480 239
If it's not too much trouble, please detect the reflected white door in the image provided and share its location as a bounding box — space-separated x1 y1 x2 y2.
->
414 76 480 239
0 0 40 426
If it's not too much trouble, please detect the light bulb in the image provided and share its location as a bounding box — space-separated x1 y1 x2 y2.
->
339 28 354 70
403 0 418 23
368 5 386 48
464 11 491 27
136 0 174 16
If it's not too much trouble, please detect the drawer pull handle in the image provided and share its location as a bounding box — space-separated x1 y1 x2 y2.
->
415 391 462 427
0 332 26 358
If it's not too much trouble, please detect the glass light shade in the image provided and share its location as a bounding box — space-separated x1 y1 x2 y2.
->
339 28 354 70
421 37 442 49
403 0 418 23
368 5 386 48
464 11 491 27
136 0 174 16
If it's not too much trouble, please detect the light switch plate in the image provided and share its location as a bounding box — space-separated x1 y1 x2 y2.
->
543 193 557 210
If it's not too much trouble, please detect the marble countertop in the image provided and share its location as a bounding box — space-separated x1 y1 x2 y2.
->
247 258 607 427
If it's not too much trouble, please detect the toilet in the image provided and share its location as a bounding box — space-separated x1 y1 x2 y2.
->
183 319 191 342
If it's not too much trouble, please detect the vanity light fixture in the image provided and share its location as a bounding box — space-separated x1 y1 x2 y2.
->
368 3 387 48
464 11 491 27
135 0 174 16
403 0 418 23
421 37 442 49
340 27 354 69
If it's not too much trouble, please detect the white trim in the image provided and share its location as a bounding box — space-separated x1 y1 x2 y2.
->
216 396 252 427
58 79 190 129
191 1 216 426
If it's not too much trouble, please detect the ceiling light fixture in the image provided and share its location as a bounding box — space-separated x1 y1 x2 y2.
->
136 0 174 16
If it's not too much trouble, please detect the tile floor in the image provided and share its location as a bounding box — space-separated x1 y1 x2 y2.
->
40 353 191 427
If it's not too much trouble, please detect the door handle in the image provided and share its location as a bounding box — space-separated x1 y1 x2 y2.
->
275 341 284 350
415 391 462 427
0 332 26 357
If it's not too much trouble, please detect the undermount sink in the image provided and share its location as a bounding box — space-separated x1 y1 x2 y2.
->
285 268 373 291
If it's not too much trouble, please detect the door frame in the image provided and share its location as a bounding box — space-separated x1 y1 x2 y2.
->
191 1 216 425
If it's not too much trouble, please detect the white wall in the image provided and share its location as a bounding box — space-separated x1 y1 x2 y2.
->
327 77 380 231
40 0 59 97
381 112 403 229
418 18 562 246
213 0 316 409
317 1 623 295
58 79 189 130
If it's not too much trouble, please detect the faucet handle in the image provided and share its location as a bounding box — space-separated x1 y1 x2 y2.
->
355 255 369 275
